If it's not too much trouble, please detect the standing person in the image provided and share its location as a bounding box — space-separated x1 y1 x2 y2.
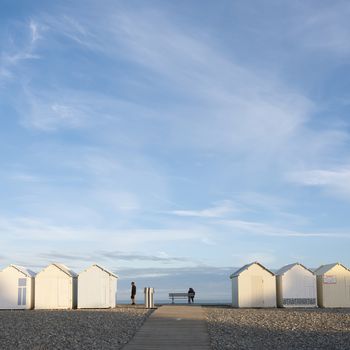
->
188 287 195 304
131 282 136 305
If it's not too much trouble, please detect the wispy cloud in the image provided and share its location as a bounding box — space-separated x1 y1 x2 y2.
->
19 93 89 131
29 20 40 43
287 167 350 199
38 250 192 264
27 8 317 157
169 200 236 218
219 219 350 238
296 2 350 55
0 215 215 246
0 20 41 82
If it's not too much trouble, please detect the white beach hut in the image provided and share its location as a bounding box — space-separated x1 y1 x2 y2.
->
230 262 276 308
276 263 317 308
0 265 35 309
35 263 77 309
78 264 118 309
315 263 350 308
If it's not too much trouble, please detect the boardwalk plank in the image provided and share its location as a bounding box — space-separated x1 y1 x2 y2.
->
122 305 211 350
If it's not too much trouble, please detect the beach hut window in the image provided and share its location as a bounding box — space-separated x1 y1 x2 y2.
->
17 278 27 305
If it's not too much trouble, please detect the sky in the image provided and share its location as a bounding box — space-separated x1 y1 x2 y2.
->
1 0 350 301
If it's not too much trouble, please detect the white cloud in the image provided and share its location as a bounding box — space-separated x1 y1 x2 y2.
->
169 200 236 218
41 14 99 49
107 10 313 153
219 219 350 238
287 168 350 198
29 20 40 43
20 97 88 131
0 215 215 246
0 20 41 83
31 9 321 158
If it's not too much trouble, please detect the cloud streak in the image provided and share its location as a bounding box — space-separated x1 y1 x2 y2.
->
219 219 350 238
169 200 236 218
0 20 41 82
287 167 350 199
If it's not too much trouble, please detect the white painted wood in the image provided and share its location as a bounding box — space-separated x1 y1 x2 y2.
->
315 263 350 308
276 263 317 308
78 264 117 309
230 262 276 308
0 265 35 310
35 263 77 309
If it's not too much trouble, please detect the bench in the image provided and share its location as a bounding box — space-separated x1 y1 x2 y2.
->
169 292 195 304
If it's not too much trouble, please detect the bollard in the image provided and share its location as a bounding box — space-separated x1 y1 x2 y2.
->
144 287 155 308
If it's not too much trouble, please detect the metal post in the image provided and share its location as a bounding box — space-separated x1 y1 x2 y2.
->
144 287 149 308
144 287 155 308
149 287 154 308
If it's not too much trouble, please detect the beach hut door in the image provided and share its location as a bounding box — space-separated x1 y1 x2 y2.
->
251 276 264 307
58 279 69 307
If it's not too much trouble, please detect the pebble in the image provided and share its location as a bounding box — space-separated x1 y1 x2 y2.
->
0 306 152 350
205 307 350 349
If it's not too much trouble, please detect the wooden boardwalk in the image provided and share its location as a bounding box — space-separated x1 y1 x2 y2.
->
123 305 211 350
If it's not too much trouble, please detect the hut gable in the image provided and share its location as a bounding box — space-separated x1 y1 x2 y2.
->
230 261 275 278
8 265 36 278
314 263 350 276
276 263 314 276
80 264 118 278
52 263 78 277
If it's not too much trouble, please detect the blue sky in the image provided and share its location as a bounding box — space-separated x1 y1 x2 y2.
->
1 0 350 300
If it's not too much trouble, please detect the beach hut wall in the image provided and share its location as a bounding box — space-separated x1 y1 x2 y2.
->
0 265 35 310
78 264 118 309
314 263 350 308
35 263 77 309
230 261 276 308
276 263 317 308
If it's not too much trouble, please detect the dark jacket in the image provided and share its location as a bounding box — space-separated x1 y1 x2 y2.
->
131 284 136 297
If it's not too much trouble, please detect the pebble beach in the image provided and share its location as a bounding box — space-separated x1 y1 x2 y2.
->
1 306 350 349
0 306 151 350
205 307 350 349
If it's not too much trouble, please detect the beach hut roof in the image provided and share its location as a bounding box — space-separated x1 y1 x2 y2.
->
276 262 314 276
8 264 36 277
80 264 118 278
49 263 78 277
230 261 275 278
314 262 350 275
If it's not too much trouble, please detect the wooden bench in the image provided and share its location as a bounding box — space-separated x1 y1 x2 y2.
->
169 292 195 304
